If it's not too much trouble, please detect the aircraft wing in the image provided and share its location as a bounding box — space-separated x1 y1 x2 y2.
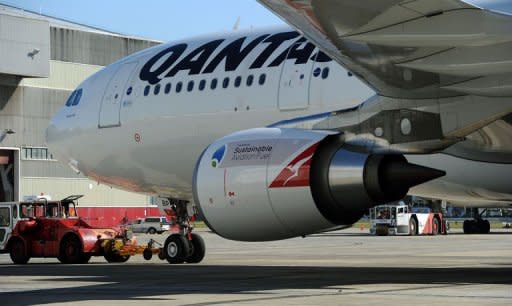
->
257 0 512 99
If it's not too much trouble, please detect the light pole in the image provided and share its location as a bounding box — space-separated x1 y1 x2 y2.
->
0 129 15 143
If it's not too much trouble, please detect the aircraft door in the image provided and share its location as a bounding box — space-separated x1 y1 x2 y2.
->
98 62 138 128
278 41 315 110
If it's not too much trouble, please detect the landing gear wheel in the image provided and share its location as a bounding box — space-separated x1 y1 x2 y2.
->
186 233 205 264
409 218 418 236
432 218 440 235
482 220 490 234
147 228 157 234
104 253 130 263
60 236 85 264
10 239 30 264
463 219 490 234
164 234 190 264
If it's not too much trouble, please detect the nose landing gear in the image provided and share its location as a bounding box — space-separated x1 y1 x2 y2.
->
159 198 206 264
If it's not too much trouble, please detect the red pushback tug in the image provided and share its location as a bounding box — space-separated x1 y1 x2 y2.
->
0 195 151 264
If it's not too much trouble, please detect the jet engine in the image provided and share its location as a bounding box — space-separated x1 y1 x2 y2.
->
193 128 444 241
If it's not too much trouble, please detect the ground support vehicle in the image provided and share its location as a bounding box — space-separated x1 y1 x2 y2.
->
369 203 446 236
0 196 149 264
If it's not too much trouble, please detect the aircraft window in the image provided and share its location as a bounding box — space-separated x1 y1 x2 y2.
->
176 82 183 93
199 80 206 91
234 76 242 88
313 67 321 77
164 83 171 94
246 75 254 87
188 81 194 92
322 67 330 79
259 74 266 85
126 87 133 96
154 84 161 95
71 89 83 106
223 77 230 89
144 85 150 96
211 78 218 90
65 91 76 107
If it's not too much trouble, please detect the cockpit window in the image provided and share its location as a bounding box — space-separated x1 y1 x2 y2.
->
65 91 77 107
71 89 83 106
65 89 83 107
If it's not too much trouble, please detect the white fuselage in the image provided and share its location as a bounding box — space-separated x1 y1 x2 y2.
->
46 26 512 207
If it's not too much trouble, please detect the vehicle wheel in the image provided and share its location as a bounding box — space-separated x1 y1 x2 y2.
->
409 218 417 236
186 233 205 264
60 236 84 264
9 239 30 264
104 252 130 263
79 254 92 264
432 218 440 235
147 228 157 234
163 234 190 264
143 248 153 260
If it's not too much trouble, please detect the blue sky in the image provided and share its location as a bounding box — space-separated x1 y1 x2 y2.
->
5 0 285 41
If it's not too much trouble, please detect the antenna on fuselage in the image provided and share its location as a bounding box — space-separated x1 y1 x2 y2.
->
233 16 241 31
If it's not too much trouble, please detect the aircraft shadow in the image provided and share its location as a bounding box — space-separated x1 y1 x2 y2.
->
0 264 511 305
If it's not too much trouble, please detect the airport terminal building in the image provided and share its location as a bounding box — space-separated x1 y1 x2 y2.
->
0 4 161 225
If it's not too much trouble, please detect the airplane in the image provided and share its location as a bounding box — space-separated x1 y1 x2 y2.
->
46 0 512 264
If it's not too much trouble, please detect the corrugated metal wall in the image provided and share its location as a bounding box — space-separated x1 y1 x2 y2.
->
51 27 159 66
0 20 162 205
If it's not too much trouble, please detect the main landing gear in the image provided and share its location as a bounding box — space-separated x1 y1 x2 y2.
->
160 199 206 264
463 208 490 234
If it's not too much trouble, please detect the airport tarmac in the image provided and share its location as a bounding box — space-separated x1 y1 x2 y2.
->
1 227 511 306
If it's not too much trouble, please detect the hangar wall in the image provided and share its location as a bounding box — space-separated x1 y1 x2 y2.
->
0 5 161 209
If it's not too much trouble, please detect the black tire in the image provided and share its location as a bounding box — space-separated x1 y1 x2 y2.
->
9 239 30 264
147 228 157 234
186 233 205 264
482 220 491 234
79 254 92 264
432 218 440 235
60 236 85 264
409 218 418 236
158 248 166 260
104 253 130 263
163 234 190 264
463 220 472 234
143 248 153 260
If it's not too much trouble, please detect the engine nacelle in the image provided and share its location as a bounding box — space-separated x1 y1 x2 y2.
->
193 128 444 241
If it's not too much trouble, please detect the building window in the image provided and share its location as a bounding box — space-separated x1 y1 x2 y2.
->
22 147 55 161
144 85 150 96
246 75 254 87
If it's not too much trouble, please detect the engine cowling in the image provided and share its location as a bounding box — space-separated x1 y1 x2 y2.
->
193 128 444 241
